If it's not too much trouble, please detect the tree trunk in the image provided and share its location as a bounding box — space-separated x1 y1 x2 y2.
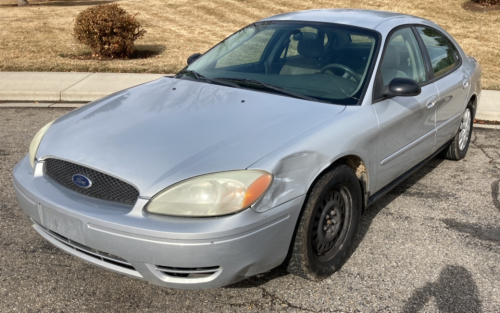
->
18 0 30 6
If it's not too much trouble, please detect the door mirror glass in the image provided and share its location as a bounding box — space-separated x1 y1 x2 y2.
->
387 78 421 97
187 53 202 65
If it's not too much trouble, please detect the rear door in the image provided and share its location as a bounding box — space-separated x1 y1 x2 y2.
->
415 26 471 150
372 27 438 191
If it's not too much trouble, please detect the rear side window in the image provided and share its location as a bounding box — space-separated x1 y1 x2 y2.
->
416 27 460 79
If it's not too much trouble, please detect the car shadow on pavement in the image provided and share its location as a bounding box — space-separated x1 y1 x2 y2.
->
229 156 449 289
351 156 445 254
354 156 482 312
226 266 289 289
401 265 482 313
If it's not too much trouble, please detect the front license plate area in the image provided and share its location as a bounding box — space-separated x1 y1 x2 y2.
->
39 204 85 244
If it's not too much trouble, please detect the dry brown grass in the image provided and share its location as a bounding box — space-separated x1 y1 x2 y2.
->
0 0 499 89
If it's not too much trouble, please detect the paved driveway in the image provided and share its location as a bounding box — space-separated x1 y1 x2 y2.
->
1 108 499 312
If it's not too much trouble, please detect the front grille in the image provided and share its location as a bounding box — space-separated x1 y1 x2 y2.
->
36 221 136 271
44 158 139 205
155 265 221 278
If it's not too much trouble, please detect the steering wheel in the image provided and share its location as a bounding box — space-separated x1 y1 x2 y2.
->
320 64 361 83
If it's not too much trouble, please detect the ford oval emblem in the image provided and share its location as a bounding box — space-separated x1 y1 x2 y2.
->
72 174 92 189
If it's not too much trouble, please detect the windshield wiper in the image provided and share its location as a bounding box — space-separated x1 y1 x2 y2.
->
215 78 321 102
176 70 240 88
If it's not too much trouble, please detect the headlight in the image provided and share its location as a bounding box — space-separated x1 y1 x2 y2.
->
29 120 54 168
145 170 272 217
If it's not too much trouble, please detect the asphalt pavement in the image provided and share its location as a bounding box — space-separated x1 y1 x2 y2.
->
1 108 499 312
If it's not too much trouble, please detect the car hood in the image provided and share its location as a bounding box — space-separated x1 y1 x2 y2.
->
38 77 345 197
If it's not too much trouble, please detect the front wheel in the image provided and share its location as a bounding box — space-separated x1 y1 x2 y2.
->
287 165 362 280
443 102 474 160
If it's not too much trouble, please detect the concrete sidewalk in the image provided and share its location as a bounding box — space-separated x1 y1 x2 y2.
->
0 72 166 102
0 71 498 121
476 90 500 122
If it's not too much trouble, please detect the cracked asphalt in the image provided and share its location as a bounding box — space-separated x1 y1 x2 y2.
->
1 108 499 312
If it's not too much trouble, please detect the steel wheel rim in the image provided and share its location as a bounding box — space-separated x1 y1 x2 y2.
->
311 185 351 262
459 108 471 151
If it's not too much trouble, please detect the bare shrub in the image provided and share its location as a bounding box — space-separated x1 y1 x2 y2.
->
73 4 146 58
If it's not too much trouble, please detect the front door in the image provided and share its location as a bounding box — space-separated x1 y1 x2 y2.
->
372 27 438 191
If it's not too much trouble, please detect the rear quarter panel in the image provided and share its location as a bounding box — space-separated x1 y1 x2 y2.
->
463 56 482 116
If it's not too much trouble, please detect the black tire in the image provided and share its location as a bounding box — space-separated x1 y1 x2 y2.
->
287 165 362 280
443 102 474 161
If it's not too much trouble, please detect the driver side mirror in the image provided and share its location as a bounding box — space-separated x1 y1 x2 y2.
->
384 78 421 98
187 53 202 65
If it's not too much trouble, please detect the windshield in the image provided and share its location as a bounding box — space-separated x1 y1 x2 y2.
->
181 21 380 105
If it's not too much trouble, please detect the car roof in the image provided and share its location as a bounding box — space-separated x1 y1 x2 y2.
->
260 9 423 30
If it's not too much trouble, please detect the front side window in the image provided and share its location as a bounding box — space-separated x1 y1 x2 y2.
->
416 27 459 79
380 27 427 86
183 22 380 105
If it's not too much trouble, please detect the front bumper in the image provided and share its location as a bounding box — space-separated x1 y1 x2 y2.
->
13 155 304 289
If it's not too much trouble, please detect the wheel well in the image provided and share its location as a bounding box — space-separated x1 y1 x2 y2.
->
335 155 368 210
306 155 369 211
469 94 478 119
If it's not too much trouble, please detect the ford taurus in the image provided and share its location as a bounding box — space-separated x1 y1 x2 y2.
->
13 9 481 289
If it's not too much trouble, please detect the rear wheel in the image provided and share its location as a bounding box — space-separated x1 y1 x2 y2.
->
443 102 474 160
287 165 362 280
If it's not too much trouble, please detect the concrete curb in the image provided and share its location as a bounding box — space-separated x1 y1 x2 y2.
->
0 72 498 121
474 123 500 130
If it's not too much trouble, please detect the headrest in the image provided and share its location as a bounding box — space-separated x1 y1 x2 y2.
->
295 32 325 59
382 45 400 69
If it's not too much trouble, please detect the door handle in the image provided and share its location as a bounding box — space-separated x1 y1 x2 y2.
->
426 96 437 109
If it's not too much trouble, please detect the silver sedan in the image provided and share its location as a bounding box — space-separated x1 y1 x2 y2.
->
13 9 481 289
